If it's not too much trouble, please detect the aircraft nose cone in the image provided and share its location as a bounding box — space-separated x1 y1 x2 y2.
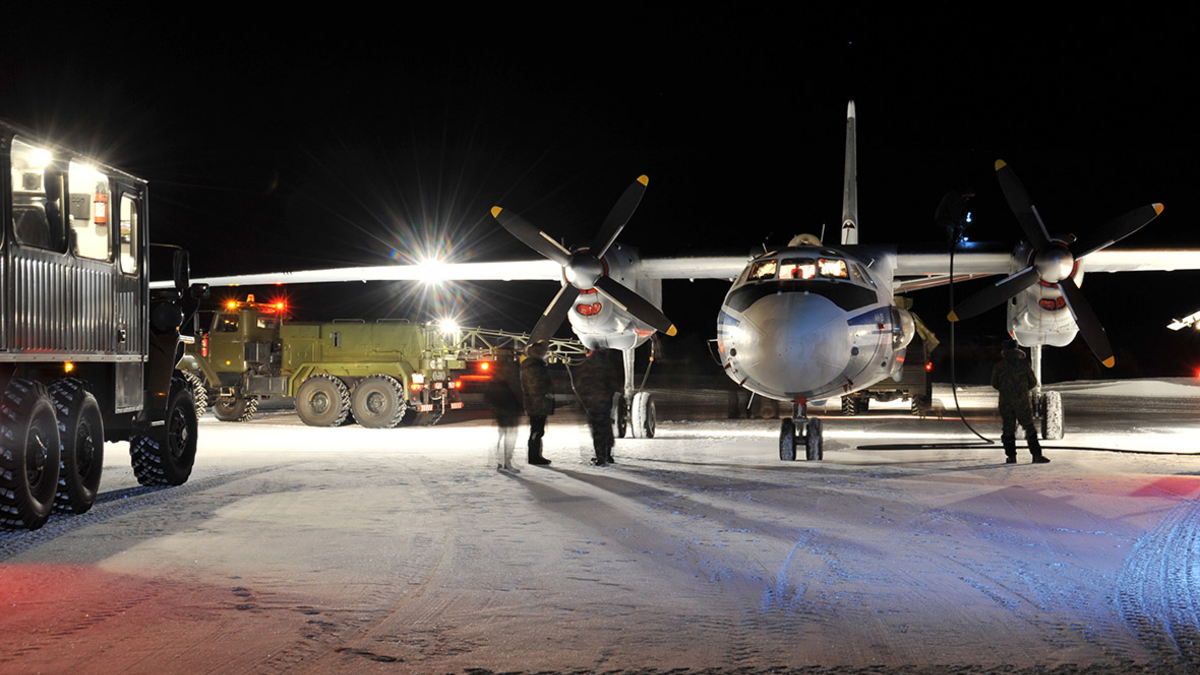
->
735 292 851 397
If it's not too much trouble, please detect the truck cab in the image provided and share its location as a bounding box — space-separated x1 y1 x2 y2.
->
0 121 203 530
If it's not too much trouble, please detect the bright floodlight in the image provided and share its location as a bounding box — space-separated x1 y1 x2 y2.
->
415 258 451 284
438 318 460 334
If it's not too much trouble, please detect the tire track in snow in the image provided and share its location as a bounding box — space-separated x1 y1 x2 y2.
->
0 466 281 561
1117 495 1200 667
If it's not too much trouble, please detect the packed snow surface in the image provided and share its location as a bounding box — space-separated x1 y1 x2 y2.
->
2 381 1199 675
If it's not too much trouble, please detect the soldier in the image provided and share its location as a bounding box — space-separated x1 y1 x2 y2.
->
575 348 619 465
991 339 1049 464
520 341 554 466
484 346 523 473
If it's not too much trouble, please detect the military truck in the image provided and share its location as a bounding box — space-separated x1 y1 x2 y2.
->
0 122 204 530
182 297 467 428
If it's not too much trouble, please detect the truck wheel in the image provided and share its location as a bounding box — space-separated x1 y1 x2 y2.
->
214 394 258 422
130 375 198 487
631 391 656 438
0 379 62 530
296 374 351 427
841 396 858 416
351 375 406 428
181 370 208 418
49 379 104 515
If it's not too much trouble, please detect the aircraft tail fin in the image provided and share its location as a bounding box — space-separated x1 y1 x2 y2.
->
841 100 858 245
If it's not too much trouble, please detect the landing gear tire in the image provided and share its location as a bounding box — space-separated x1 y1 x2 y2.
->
0 379 61 530
612 393 628 439
631 392 656 438
779 418 796 461
49 378 104 515
295 374 351 427
214 393 257 422
181 370 208 418
351 375 406 428
805 417 823 461
130 374 197 487
1039 391 1063 441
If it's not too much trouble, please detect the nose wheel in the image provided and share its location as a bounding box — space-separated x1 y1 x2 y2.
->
779 399 822 461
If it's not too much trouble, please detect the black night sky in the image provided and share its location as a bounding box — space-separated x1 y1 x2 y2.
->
2 10 1199 381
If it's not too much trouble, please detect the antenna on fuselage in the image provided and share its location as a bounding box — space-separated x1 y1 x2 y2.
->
841 100 858 246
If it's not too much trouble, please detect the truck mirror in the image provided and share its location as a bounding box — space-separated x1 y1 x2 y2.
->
173 249 191 291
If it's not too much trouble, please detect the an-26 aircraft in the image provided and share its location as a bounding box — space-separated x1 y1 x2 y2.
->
180 101 1200 460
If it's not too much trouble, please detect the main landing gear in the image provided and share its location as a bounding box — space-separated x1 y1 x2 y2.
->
779 397 822 461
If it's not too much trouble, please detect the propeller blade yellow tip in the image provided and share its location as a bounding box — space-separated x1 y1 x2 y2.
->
1102 356 1115 368
1153 203 1164 215
994 159 1007 171
490 206 503 218
947 311 960 323
637 175 649 186
666 325 677 337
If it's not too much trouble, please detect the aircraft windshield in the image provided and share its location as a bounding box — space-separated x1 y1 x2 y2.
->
747 256 855 282
749 259 777 280
779 258 817 280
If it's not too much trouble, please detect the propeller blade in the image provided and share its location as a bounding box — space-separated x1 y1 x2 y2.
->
594 276 677 336
1073 203 1165 259
491 206 571 267
529 284 576 344
1058 278 1114 368
591 175 649 258
947 266 1040 322
995 160 1053 251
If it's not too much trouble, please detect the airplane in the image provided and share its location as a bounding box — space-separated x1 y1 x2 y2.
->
170 101 1200 460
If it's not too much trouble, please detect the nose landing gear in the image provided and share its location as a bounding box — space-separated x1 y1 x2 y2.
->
779 397 823 461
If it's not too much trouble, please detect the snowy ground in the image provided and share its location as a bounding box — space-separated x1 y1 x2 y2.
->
2 381 1199 674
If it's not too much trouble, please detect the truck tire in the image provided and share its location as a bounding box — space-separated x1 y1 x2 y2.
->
130 374 198 487
0 379 62 530
181 370 208 418
214 394 258 422
296 374 351 427
351 375 406 428
49 378 104 515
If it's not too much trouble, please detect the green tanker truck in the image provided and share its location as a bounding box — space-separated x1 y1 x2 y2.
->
181 297 466 428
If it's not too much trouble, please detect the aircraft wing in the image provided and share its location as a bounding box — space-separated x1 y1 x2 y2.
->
890 245 1200 294
639 256 750 280
156 256 753 289
156 259 563 289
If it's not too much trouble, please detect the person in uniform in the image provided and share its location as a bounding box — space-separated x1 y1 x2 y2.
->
484 346 523 473
991 339 1049 464
575 348 619 465
520 341 554 466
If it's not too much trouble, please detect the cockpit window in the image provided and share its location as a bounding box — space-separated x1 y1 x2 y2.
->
818 258 848 278
749 259 778 280
779 258 817 280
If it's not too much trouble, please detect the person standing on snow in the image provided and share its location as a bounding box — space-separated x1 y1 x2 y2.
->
520 341 554 466
991 339 1049 464
485 346 523 473
575 348 619 466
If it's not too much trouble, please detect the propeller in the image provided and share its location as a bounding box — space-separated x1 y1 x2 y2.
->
491 175 677 344
948 160 1164 368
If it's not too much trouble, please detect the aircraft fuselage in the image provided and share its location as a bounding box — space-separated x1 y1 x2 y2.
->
717 244 915 402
